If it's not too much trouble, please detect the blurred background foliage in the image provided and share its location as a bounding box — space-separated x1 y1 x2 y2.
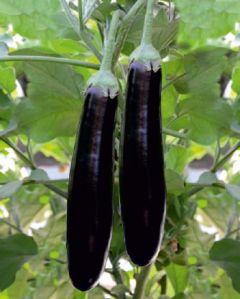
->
1 0 240 298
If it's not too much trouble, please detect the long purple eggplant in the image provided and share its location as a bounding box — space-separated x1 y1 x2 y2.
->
67 86 117 291
120 61 166 266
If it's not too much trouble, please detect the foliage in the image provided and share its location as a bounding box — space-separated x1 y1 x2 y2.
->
0 0 240 298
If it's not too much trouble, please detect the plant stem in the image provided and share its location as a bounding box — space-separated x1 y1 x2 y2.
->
141 0 155 45
224 202 238 237
187 186 204 197
77 0 103 62
187 141 240 198
0 137 68 199
78 0 84 32
133 264 152 299
98 285 118 298
113 0 145 65
0 55 99 69
81 30 102 61
61 0 80 35
211 141 240 172
162 128 187 139
42 183 68 199
225 227 240 238
0 218 23 233
83 0 99 23
186 181 225 197
0 137 36 169
0 179 68 186
61 0 102 61
100 10 122 71
122 0 146 26
45 257 67 264
160 274 167 295
110 254 126 299
162 73 187 91
187 182 225 189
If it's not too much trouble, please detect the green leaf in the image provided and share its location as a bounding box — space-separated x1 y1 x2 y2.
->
218 275 240 299
176 0 240 46
171 48 231 145
198 172 218 186
179 99 232 145
0 121 18 137
0 181 22 200
74 290 88 299
91 2 118 22
124 9 178 55
33 280 74 299
181 48 227 99
51 39 87 57
15 62 84 142
153 10 179 52
232 66 240 94
225 184 240 201
28 169 49 182
112 285 129 297
166 145 190 174
35 213 66 246
165 263 189 293
165 169 185 195
7 269 29 299
0 90 13 123
0 67 16 93
0 233 38 291
0 42 8 56
83 0 100 21
0 0 77 44
0 120 17 137
210 239 240 293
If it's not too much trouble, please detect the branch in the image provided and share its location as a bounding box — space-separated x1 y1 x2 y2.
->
211 141 240 172
42 183 68 199
60 0 80 35
98 285 118 298
61 0 102 61
100 10 122 71
141 0 155 45
110 254 126 299
122 0 146 26
0 137 35 169
133 264 152 299
78 0 84 32
0 218 23 233
162 73 187 91
162 128 187 139
187 181 225 189
113 0 145 66
186 182 225 197
0 137 68 199
45 258 67 264
225 227 240 238
0 55 99 70
187 141 240 198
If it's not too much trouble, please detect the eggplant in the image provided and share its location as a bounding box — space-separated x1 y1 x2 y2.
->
120 61 166 266
67 86 117 291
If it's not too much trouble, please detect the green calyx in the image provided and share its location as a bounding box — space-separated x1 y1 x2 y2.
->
88 70 119 99
130 43 161 72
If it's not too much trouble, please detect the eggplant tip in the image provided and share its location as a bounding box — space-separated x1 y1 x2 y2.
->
69 275 98 292
129 253 157 267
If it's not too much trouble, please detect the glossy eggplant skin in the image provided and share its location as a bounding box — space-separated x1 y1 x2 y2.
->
120 61 166 266
67 86 117 291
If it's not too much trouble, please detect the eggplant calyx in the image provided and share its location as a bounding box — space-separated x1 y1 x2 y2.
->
130 43 161 72
88 70 118 99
